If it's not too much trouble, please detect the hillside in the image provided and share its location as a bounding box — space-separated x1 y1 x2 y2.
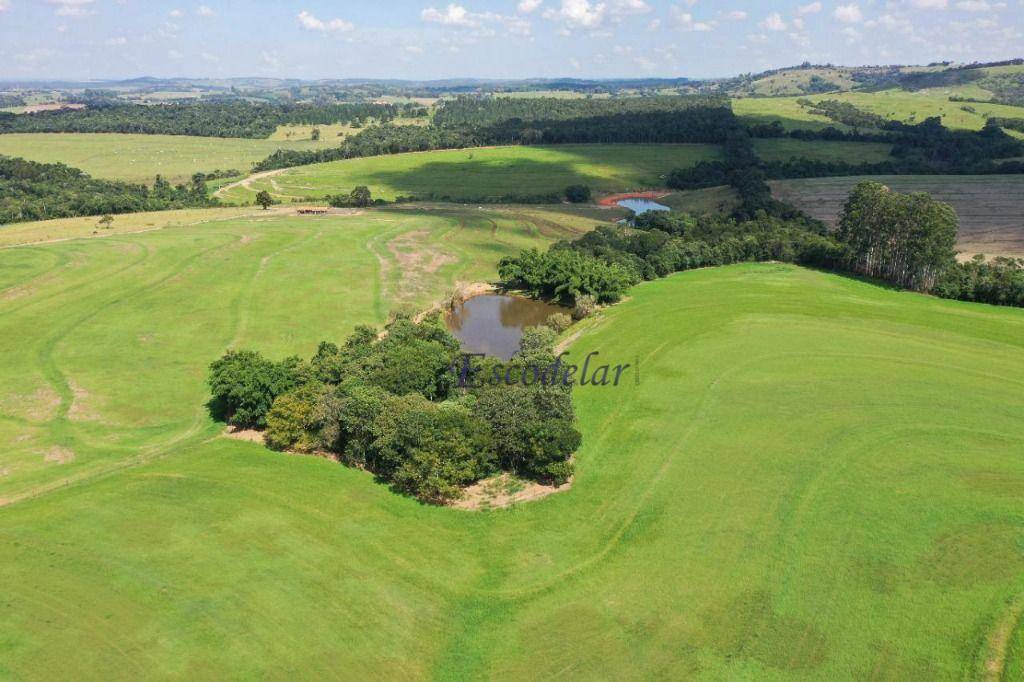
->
216 144 724 203
1 253 1022 677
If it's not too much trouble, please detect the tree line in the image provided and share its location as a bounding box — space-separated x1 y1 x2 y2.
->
0 101 424 138
253 96 738 172
208 315 579 503
498 181 1023 309
0 156 216 223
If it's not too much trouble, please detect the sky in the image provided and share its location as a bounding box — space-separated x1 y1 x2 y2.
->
0 0 1021 81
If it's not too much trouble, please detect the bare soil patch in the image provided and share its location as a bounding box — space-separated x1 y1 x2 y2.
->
43 446 76 465
68 379 99 421
384 230 457 305
452 472 572 511
223 426 266 444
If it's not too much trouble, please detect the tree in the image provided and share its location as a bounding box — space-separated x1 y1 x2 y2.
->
837 181 957 291
349 185 372 207
97 214 114 230
564 185 592 203
372 394 495 503
265 383 326 452
310 127 321 141
207 350 304 428
256 190 273 210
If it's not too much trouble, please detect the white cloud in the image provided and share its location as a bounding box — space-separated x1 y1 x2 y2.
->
611 0 651 16
168 49 183 60
297 10 354 32
727 10 748 20
260 50 280 67
647 17 660 29
760 12 787 30
104 36 127 46
518 0 542 12
0 0 10 11
422 4 532 36
797 1 822 13
196 4 214 17
168 9 182 18
792 16 805 29
548 0 607 28
422 4 476 25
405 45 425 54
671 6 713 31
955 0 990 9
911 0 948 8
834 3 863 22
46 0 95 17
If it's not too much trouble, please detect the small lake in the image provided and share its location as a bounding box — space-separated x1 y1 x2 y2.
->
446 294 566 360
617 198 671 215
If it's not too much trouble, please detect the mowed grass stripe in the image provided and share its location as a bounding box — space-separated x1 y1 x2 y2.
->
1 257 1023 677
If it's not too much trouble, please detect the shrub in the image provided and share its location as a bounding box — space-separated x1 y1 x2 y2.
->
564 184 592 203
573 294 597 320
544 312 573 334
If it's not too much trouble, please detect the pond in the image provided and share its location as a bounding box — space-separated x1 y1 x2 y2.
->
616 197 671 215
446 294 566 361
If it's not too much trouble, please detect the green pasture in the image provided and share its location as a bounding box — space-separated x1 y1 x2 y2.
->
215 144 724 204
1 203 1023 679
0 133 334 184
734 87 1024 132
752 138 893 163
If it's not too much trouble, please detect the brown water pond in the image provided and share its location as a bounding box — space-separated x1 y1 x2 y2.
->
445 294 567 360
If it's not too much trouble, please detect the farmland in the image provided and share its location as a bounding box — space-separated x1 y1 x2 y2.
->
216 144 724 203
1 242 1022 676
769 175 1024 258
752 138 893 163
734 88 1024 132
0 133 336 184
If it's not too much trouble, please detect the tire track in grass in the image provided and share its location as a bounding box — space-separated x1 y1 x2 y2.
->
5 231 262 506
9 227 334 506
980 593 1024 681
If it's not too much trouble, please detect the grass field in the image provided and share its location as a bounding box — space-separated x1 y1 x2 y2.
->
1 227 1022 678
660 185 740 215
734 88 1024 132
216 144 724 204
0 133 335 184
752 138 893 163
770 175 1024 258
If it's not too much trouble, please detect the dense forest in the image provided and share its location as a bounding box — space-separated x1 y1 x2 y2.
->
0 156 215 223
208 315 579 503
0 101 425 138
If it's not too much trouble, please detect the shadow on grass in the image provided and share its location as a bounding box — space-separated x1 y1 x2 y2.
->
361 157 648 201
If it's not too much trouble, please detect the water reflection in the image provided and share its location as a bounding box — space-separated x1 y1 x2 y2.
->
617 198 671 215
446 294 566 360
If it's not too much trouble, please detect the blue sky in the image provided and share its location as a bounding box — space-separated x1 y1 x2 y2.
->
0 0 1021 81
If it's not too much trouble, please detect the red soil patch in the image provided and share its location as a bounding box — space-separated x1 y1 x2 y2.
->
597 191 672 207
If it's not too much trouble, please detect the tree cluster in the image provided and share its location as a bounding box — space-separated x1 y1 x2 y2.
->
207 316 579 503
0 102 416 138
0 156 216 224
837 181 958 291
